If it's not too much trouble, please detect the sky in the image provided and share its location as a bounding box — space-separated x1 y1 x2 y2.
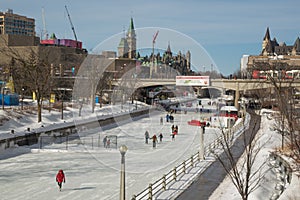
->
1 0 300 75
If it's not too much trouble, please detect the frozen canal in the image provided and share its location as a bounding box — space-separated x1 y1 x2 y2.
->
0 107 222 200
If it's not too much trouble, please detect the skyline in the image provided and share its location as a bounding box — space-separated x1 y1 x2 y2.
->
2 0 300 75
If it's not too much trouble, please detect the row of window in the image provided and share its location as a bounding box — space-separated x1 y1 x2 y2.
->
3 24 34 29
0 18 34 25
4 30 34 36
4 27 34 32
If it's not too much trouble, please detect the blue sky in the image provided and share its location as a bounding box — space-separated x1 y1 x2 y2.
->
2 0 300 75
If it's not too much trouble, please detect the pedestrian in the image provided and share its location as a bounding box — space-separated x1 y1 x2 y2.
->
103 136 107 148
166 114 169 122
160 116 163 125
170 115 174 123
106 139 111 148
145 130 150 144
171 132 175 141
152 134 158 148
56 169 66 191
159 133 163 142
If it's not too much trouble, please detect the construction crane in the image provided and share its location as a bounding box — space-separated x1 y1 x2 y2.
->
65 5 77 42
150 31 159 78
41 7 48 40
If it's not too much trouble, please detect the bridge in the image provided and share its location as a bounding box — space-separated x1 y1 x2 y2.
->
113 78 300 91
112 78 300 107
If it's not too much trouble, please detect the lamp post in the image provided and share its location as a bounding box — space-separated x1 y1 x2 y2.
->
60 90 65 120
119 145 128 200
1 86 4 110
199 125 204 160
21 88 24 110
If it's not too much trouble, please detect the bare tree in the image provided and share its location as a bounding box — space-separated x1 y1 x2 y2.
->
112 66 139 109
74 54 113 113
252 61 300 164
1 46 53 122
96 71 114 108
212 112 268 200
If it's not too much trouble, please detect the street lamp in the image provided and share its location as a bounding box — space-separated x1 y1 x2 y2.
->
21 88 24 110
119 145 128 200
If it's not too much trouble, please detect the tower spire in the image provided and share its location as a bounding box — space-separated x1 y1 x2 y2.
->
126 17 136 59
264 27 270 41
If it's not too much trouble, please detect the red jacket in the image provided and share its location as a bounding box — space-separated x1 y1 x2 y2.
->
56 170 65 183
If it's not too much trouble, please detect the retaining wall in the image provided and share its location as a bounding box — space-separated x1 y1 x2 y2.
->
0 108 152 150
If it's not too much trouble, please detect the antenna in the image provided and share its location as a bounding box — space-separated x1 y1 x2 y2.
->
65 5 78 41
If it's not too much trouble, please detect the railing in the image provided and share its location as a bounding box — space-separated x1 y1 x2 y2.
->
132 114 250 200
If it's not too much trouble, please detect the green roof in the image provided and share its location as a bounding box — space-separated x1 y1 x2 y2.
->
118 38 128 47
128 17 135 33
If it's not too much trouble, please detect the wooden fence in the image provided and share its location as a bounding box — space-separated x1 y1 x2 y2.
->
132 114 250 200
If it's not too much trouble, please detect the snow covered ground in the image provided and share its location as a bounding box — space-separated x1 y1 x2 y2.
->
0 100 299 200
0 99 222 200
209 114 300 200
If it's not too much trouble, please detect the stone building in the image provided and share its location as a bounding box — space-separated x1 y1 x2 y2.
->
261 27 300 56
116 17 192 79
0 10 87 95
0 9 40 47
118 17 136 59
246 28 300 78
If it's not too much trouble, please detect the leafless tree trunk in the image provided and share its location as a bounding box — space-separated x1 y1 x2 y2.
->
1 47 53 122
112 66 139 110
252 61 300 164
212 112 269 200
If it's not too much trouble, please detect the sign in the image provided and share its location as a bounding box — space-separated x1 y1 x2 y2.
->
50 94 56 103
176 76 210 86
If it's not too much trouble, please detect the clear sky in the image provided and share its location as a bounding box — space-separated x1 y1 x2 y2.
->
2 0 300 75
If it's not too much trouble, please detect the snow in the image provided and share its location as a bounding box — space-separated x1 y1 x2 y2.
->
0 101 299 200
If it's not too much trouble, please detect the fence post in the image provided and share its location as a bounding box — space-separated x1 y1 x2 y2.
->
92 136 94 149
162 175 166 190
173 167 177 181
198 151 201 161
66 135 68 150
148 183 153 199
98 134 101 147
191 155 194 167
39 137 42 149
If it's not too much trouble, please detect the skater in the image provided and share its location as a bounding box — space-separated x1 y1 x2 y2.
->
171 125 175 133
145 130 150 144
106 138 111 148
152 134 158 148
159 133 163 142
171 132 175 141
175 125 178 134
56 169 66 191
103 136 107 148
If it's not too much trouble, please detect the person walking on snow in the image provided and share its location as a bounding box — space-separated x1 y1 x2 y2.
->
152 134 158 148
145 130 150 144
56 169 66 191
103 136 107 148
159 133 163 142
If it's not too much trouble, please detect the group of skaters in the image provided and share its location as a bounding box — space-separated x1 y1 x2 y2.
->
144 123 179 148
165 113 175 123
145 131 163 148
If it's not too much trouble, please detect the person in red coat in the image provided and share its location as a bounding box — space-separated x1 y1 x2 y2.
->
56 169 66 191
